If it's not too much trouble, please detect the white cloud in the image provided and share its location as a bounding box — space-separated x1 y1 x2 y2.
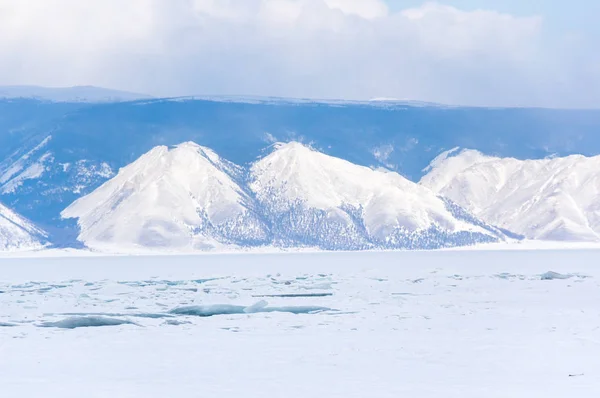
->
0 0 597 107
324 0 388 19
400 3 541 57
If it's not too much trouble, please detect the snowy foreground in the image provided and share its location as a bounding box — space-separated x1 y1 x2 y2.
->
2 250 600 397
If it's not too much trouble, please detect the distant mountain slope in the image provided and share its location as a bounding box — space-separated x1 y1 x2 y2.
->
0 99 84 165
61 142 269 251
0 85 152 103
250 142 506 249
63 141 508 251
0 201 47 251
420 149 600 241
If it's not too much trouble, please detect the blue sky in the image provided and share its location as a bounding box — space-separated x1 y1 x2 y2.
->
0 0 598 108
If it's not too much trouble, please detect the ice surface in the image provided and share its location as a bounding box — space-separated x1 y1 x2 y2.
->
252 293 333 298
2 249 600 398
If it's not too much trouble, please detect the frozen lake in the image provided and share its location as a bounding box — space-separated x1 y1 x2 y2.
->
1 249 600 397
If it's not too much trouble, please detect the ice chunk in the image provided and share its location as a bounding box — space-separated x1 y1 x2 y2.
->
169 304 248 317
0 322 16 327
39 316 137 329
540 271 573 280
243 300 269 313
170 301 333 317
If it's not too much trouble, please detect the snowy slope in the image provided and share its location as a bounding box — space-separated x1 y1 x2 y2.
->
421 149 600 241
0 85 151 103
0 133 115 231
250 142 507 249
61 143 269 251
0 202 47 251
0 136 54 194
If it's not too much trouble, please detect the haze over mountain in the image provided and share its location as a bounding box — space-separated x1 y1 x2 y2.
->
0 85 151 103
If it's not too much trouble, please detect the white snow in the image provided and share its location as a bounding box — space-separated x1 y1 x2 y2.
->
0 135 52 186
0 85 151 102
1 249 600 397
371 143 395 168
422 146 461 174
62 142 264 251
251 142 491 239
74 160 113 179
1 152 52 194
421 149 600 241
70 160 115 193
0 201 46 251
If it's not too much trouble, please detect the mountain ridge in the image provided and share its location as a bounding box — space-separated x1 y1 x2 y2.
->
420 149 600 242
60 141 509 251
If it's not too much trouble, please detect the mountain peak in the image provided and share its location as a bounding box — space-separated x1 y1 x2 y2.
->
251 142 506 249
61 142 268 251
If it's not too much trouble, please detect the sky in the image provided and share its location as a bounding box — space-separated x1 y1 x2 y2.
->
0 0 599 108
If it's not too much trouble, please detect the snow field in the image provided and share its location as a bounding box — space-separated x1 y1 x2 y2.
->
1 249 600 397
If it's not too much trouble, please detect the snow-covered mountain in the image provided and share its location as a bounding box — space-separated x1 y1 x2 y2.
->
3 95 600 236
420 149 600 241
2 92 600 249
62 141 508 251
61 143 269 251
0 85 151 103
0 201 47 251
251 142 508 249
